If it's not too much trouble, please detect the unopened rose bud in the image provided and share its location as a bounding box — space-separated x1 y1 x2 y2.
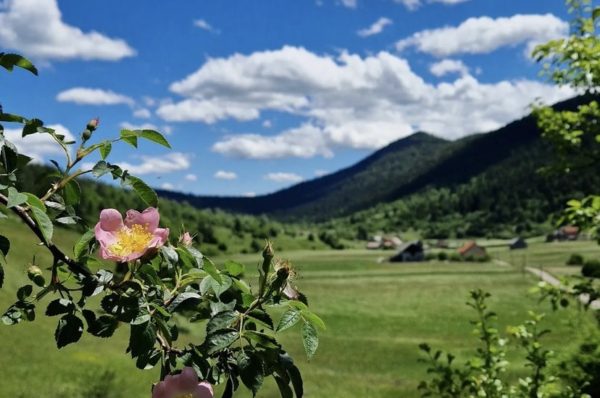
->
27 265 45 287
87 117 100 131
81 129 92 142
179 232 193 247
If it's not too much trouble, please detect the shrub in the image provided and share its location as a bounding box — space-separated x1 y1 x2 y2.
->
567 253 585 266
424 252 436 261
450 253 462 262
217 242 228 252
437 251 448 261
582 259 600 278
556 332 600 397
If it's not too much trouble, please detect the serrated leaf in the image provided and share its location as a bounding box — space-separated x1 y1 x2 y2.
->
129 321 156 358
301 310 326 331
73 229 95 260
0 53 38 75
277 309 301 333
301 322 318 359
55 314 83 348
206 330 238 354
92 161 110 177
46 299 74 316
30 206 53 243
166 291 201 312
24 193 45 211
206 311 238 334
120 130 139 148
63 179 81 205
99 141 112 159
202 257 221 284
140 130 171 148
6 187 27 208
126 176 158 207
224 260 244 276
239 352 264 396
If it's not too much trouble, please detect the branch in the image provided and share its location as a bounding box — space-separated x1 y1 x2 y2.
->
0 193 92 277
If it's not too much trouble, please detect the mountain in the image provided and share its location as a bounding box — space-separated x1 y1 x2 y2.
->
158 132 453 219
159 95 600 224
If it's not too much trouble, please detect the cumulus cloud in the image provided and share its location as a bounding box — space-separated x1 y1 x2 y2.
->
214 170 238 180
0 0 135 61
243 192 256 197
396 14 568 57
212 124 333 159
158 46 574 159
315 169 329 177
4 124 75 162
57 88 134 106
161 183 175 190
339 0 357 8
133 108 152 119
357 17 392 37
117 152 191 175
119 122 173 135
264 172 304 183
185 173 197 181
430 59 469 77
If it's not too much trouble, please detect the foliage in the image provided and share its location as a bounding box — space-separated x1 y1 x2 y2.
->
581 259 600 278
566 253 585 266
555 329 600 397
0 55 321 397
418 290 587 398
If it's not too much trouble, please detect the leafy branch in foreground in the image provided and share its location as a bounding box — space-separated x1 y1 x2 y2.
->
0 52 321 397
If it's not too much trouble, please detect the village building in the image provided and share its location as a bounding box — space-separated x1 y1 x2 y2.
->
390 241 425 262
509 237 527 250
457 241 487 258
546 225 580 242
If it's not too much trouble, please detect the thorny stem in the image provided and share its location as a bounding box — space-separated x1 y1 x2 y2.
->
0 193 92 277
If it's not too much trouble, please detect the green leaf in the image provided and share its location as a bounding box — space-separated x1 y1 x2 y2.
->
0 53 38 75
206 311 238 334
0 260 4 289
73 229 96 260
224 260 245 276
6 187 27 208
301 310 326 331
274 376 294 398
126 176 158 207
24 193 46 211
46 299 75 316
17 284 33 301
0 235 10 256
63 179 81 205
202 257 222 284
30 207 53 243
277 309 301 333
120 130 139 148
287 364 303 398
301 322 318 359
206 330 238 354
129 321 156 358
593 6 600 21
99 141 112 159
140 130 171 148
21 118 43 136
55 314 84 348
166 291 201 312
92 161 110 177
238 352 264 396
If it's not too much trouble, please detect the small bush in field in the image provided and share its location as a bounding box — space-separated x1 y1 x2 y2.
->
582 260 600 278
567 253 584 266
437 251 448 261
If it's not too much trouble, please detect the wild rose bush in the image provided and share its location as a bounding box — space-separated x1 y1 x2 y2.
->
0 53 321 397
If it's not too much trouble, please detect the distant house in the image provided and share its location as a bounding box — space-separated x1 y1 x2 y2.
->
509 237 527 250
366 241 382 250
390 241 424 262
457 241 487 258
368 235 403 250
546 225 580 242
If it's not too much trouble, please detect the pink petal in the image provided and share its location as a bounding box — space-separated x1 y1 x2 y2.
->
177 367 200 390
193 382 214 398
149 228 169 248
152 382 168 398
125 207 160 231
99 209 123 232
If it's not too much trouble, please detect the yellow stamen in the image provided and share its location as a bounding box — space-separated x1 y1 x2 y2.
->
108 224 153 257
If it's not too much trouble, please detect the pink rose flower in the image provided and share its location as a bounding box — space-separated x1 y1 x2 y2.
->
94 208 169 262
179 232 193 247
152 367 213 398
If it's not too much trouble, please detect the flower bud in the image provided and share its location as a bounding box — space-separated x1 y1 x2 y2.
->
87 117 100 131
27 265 45 287
81 129 92 142
179 232 193 247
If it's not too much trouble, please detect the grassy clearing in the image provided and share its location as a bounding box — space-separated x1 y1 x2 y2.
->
0 220 597 397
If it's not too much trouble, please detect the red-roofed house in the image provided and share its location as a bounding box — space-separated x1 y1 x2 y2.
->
457 241 487 259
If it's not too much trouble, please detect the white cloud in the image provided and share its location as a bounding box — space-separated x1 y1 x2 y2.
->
194 19 219 33
264 172 304 183
120 122 173 135
315 169 329 177
262 120 272 128
214 170 238 180
133 108 152 119
396 14 568 57
4 124 75 162
339 0 357 8
243 192 256 197
395 0 470 10
118 152 191 175
0 0 135 61
212 124 333 159
158 46 574 158
161 183 175 190
57 88 134 106
185 173 197 181
357 17 392 38
430 59 469 77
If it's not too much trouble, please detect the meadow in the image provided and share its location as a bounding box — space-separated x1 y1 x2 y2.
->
0 218 598 397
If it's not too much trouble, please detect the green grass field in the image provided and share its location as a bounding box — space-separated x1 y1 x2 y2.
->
0 219 597 397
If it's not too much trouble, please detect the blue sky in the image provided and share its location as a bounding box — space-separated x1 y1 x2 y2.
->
0 0 575 196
